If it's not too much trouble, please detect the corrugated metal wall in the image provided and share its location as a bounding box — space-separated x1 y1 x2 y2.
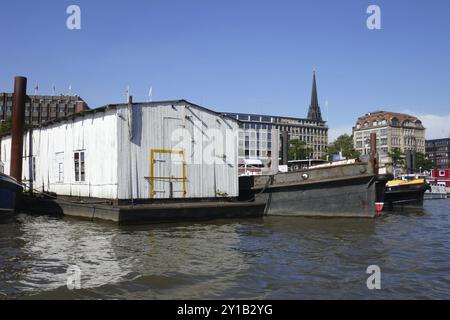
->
0 102 239 200
0 110 119 198
117 102 239 200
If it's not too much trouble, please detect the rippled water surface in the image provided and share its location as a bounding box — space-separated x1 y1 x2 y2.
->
1 199 450 299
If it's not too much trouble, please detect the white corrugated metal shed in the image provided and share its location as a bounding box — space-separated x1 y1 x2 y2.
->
0 100 240 200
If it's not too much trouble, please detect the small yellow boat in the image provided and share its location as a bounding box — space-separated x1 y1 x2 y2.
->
386 178 426 188
384 176 429 209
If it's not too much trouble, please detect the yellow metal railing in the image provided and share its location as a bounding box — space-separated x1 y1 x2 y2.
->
149 149 186 198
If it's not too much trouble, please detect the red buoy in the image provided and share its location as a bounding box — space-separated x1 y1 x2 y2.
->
375 202 384 216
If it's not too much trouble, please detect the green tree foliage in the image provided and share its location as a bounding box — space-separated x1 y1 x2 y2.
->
387 148 405 167
288 139 312 161
416 152 434 171
327 134 360 159
0 120 12 135
0 120 33 136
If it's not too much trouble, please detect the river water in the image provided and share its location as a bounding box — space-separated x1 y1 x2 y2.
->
1 199 449 299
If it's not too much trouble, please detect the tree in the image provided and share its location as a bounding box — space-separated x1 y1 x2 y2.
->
327 134 360 160
387 148 405 167
288 139 312 161
0 120 12 136
318 153 328 161
416 152 434 171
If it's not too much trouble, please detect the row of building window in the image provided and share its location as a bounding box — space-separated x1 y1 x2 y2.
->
239 140 272 150
0 105 76 114
236 114 273 122
28 151 86 184
355 128 424 137
426 140 450 147
355 129 389 138
291 135 327 144
231 113 321 126
429 152 449 158
356 120 422 129
240 122 327 136
239 131 273 140
427 146 450 152
238 149 272 158
356 120 388 129
356 137 424 146
278 126 326 136
241 123 272 130
433 158 449 164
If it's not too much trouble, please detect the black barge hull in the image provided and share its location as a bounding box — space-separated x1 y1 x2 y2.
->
241 162 378 218
383 183 428 209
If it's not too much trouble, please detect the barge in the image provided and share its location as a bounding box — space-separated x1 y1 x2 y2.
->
240 159 382 218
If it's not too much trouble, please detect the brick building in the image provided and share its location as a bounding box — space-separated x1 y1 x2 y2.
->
0 93 89 126
426 138 450 169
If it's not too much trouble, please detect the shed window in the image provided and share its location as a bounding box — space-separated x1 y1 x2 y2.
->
74 151 85 182
54 152 64 183
58 163 64 182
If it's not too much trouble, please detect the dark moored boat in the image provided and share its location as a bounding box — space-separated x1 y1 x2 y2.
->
240 159 382 218
0 172 23 219
383 177 429 209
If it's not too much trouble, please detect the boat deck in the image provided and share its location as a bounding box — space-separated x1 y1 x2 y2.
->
17 194 266 224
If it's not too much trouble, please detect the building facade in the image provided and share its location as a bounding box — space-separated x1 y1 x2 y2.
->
429 169 450 191
222 72 328 164
0 100 239 200
353 111 426 165
0 93 89 126
426 138 450 169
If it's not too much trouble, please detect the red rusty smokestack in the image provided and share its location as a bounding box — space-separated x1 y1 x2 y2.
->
369 133 377 157
10 76 27 182
369 132 378 172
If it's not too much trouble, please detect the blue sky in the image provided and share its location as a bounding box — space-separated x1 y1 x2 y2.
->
1 0 449 139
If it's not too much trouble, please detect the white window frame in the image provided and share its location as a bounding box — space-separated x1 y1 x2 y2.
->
54 152 64 184
74 150 86 183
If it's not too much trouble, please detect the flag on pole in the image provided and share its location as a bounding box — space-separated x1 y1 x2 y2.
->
148 87 153 102
52 84 56 95
34 83 39 95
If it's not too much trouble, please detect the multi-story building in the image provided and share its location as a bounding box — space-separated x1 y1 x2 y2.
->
426 138 450 169
0 93 89 126
223 72 328 165
352 111 426 165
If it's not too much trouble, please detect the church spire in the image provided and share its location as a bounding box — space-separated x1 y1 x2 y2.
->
307 70 323 122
